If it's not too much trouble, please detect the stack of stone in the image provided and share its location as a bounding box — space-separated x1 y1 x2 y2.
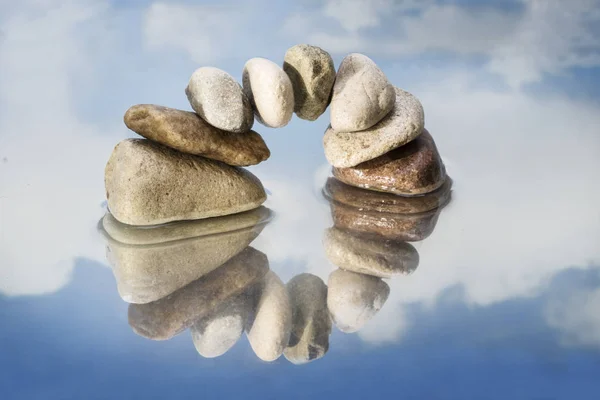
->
105 67 274 227
323 53 448 198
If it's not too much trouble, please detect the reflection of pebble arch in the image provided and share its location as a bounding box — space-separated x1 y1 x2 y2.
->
105 44 449 227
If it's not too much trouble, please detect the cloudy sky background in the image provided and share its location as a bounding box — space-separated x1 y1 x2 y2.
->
1 0 600 349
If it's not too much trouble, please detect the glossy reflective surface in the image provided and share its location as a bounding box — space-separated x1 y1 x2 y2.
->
2 1 600 399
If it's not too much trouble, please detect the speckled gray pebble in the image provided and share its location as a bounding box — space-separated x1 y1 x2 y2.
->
329 53 395 132
283 44 335 121
186 67 254 133
324 87 424 167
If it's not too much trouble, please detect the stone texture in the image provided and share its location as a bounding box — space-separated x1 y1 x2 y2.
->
128 247 268 341
333 129 447 195
242 58 294 128
105 139 267 226
327 269 389 333
190 291 251 358
330 53 395 132
284 274 331 364
283 44 335 121
101 206 272 246
330 201 443 242
323 177 452 215
324 87 424 167
185 67 254 133
324 227 419 278
124 105 269 166
246 271 292 362
103 211 269 304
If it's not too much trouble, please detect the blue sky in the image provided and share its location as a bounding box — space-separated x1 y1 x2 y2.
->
1 1 600 395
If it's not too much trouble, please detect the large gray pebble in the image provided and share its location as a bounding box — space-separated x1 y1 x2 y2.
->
246 271 292 361
327 269 389 333
104 139 266 226
186 67 254 133
243 58 294 128
283 44 335 121
330 53 395 132
324 87 424 167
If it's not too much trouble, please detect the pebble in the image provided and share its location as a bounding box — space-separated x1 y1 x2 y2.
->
327 269 390 333
105 139 267 226
128 247 268 341
324 87 424 167
243 58 294 128
190 291 251 358
246 271 292 362
323 177 452 215
124 105 269 166
333 129 446 195
185 67 254 133
329 53 395 132
330 201 443 242
102 210 269 304
283 44 335 121
324 227 419 278
284 273 331 364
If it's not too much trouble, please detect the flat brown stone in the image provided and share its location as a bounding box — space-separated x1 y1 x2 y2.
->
330 201 443 242
128 247 268 341
124 104 270 166
332 129 446 196
323 177 452 215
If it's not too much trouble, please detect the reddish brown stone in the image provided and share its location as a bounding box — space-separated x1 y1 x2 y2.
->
330 201 443 242
323 177 452 215
332 129 446 196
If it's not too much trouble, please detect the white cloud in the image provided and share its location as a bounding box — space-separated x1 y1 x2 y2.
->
0 0 119 296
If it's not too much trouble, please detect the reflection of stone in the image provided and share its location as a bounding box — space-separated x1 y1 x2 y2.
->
104 139 267 226
190 290 252 358
246 271 293 362
327 269 390 333
102 208 270 304
324 177 452 215
324 227 419 278
330 200 442 242
128 247 268 341
284 273 331 364
332 130 446 195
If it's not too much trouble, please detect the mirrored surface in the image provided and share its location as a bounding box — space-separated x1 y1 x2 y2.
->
2 1 600 399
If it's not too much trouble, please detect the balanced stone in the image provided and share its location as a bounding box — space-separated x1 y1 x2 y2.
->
105 139 267 226
324 87 424 167
324 227 419 278
124 105 269 166
330 53 395 132
327 269 389 333
333 129 446 195
284 273 331 364
102 209 269 304
185 67 254 133
323 177 452 215
128 247 268 341
283 44 335 121
190 290 251 358
246 271 292 362
330 201 443 242
243 58 294 128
